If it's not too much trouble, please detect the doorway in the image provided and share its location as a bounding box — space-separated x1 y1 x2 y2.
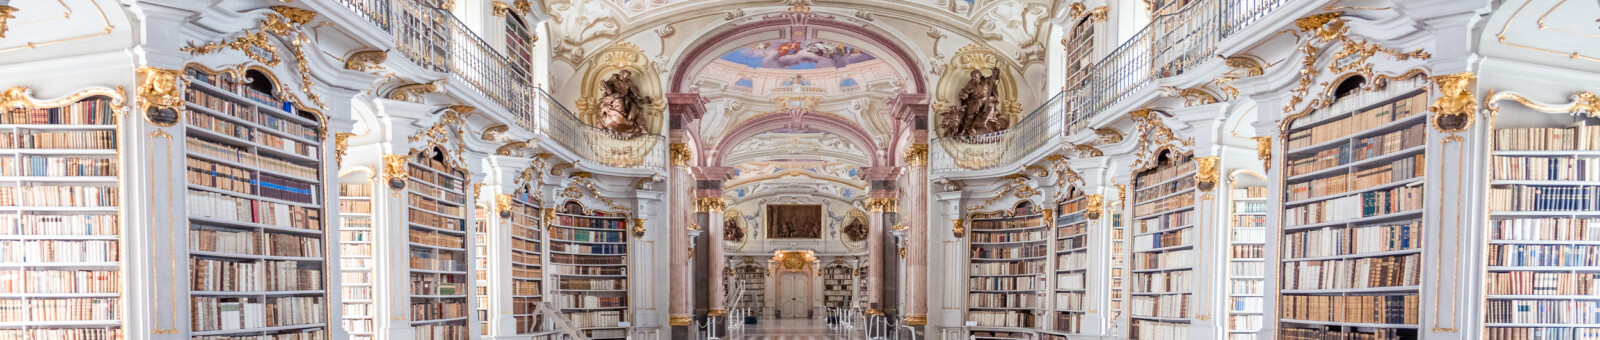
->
779 273 810 318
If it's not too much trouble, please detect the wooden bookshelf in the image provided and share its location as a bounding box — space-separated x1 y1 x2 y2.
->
181 66 330 339
548 201 629 339
1109 191 1128 334
0 92 123 339
338 180 375 339
822 263 854 309
728 262 767 316
474 205 489 337
1227 179 1267 340
506 189 544 335
1129 149 1196 339
1482 102 1600 339
1052 187 1089 335
856 264 870 309
1277 77 1428 339
405 150 471 339
967 201 1048 334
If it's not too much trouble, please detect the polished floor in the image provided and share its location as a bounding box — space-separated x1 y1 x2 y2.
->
724 317 867 340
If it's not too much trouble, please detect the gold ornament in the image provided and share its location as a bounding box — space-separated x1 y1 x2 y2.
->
344 50 387 71
136 67 185 127
951 219 965 238
0 6 17 39
1194 156 1221 192
383 154 409 190
335 132 354 164
1253 136 1272 172
1429 72 1477 133
903 144 929 167
1084 194 1104 220
670 143 692 166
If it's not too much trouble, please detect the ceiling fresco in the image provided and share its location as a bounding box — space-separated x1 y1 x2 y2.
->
717 38 878 70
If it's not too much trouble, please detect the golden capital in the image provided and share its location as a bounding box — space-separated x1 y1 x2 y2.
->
1084 194 1105 220
903 144 929 167
135 67 185 122
695 197 727 213
865 198 899 213
670 143 693 166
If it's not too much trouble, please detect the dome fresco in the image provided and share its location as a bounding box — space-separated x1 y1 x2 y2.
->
718 39 878 70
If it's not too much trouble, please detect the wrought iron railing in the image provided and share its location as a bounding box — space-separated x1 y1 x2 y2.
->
330 0 666 170
930 92 1064 174
1065 0 1291 134
535 88 667 171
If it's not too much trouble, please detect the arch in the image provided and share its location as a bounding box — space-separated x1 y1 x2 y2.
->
669 14 928 95
712 111 884 167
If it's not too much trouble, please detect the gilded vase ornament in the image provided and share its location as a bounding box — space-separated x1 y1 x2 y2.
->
1194 156 1220 192
1430 72 1477 133
937 67 1007 137
598 70 652 137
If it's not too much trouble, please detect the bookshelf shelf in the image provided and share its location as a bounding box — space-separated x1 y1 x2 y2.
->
968 201 1047 332
1227 180 1266 340
1130 150 1196 339
396 149 473 339
823 263 855 309
548 200 629 337
728 261 767 315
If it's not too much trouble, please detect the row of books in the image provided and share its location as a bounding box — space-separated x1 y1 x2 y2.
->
968 276 1042 291
0 98 116 125
407 164 463 191
1286 123 1425 177
550 243 625 255
1279 326 1415 340
1487 271 1600 295
556 278 624 290
190 228 258 255
967 310 1035 328
554 295 625 308
190 296 324 331
1489 244 1600 266
1229 314 1262 330
1493 156 1600 181
188 157 255 196
1054 311 1083 333
1134 271 1191 293
340 230 370 243
0 328 122 340
410 229 464 249
186 87 256 120
187 190 323 231
1056 272 1085 290
1281 294 1419 324
1136 210 1193 234
0 213 117 236
1056 251 1087 270
408 209 465 232
409 195 464 217
567 310 624 328
1287 154 1423 201
410 300 468 320
970 261 1045 276
1133 157 1196 188
1232 245 1264 258
0 185 117 207
410 274 466 295
1133 249 1193 270
339 183 373 197
969 217 1045 231
514 280 541 295
970 244 1048 259
0 156 117 177
1230 261 1264 277
1490 185 1600 211
1133 192 1195 217
968 292 1038 308
513 267 542 280
0 297 118 322
187 106 256 142
549 253 625 266
1130 294 1189 318
1133 228 1192 251
254 112 319 142
971 229 1047 243
0 131 115 150
1281 220 1422 259
190 258 323 291
340 244 372 257
0 269 118 293
512 251 541 265
186 137 318 179
1284 185 1423 227
343 285 372 300
1234 187 1268 198
1280 254 1421 290
1056 291 1084 310
1494 125 1600 151
413 324 467 340
550 265 625 276
549 228 624 243
408 180 466 204
1056 222 1087 238
1284 91 1425 150
409 250 467 272
1135 176 1195 203
1057 234 1087 250
0 240 118 263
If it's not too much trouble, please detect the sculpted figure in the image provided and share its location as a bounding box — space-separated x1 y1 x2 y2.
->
939 67 1007 137
598 70 651 136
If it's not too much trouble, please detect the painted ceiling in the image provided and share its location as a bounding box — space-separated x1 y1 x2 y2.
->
718 39 877 70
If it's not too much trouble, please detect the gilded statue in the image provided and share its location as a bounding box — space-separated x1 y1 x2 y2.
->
939 67 1008 137
598 70 651 137
1430 73 1477 132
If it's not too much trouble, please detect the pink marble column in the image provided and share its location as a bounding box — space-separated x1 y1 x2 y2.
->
904 144 929 325
705 198 728 316
669 145 692 326
865 197 893 315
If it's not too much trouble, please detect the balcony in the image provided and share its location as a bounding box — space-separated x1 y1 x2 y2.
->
933 0 1291 174
331 0 666 171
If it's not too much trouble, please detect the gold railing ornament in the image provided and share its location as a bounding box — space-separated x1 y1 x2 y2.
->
383 154 409 190
1194 156 1220 191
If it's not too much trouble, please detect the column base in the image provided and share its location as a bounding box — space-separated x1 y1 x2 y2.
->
904 314 927 326
669 314 694 326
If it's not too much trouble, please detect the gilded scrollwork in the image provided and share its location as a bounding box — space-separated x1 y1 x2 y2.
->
344 50 387 71
1194 156 1221 192
1084 194 1104 220
335 132 354 164
387 81 440 102
865 198 899 213
1485 90 1600 118
1429 72 1477 133
669 143 692 166
137 67 185 127
951 219 965 238
903 143 929 167
383 154 409 190
0 6 17 39
1094 128 1123 144
1253 136 1272 171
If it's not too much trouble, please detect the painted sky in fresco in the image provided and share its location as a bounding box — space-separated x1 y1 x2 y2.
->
719 39 877 69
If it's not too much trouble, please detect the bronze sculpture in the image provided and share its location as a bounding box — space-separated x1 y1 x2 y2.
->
598 70 651 137
939 67 1008 137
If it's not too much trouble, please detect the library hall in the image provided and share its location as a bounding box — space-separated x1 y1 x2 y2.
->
1 0 1598 339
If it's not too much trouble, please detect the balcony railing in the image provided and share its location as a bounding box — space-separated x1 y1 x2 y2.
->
1065 0 1290 134
331 0 664 170
930 92 1064 174
535 88 667 171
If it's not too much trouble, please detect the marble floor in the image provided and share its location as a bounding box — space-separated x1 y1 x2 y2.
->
724 317 866 340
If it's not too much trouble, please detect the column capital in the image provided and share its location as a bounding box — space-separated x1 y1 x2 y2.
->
865 197 900 213
666 92 708 121
887 92 930 124
902 143 929 167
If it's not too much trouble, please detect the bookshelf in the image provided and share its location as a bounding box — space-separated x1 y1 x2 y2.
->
405 150 472 340
1277 77 1428 339
1482 101 1600 339
548 201 629 339
856 263 870 309
505 189 544 335
1052 187 1089 335
727 261 766 316
822 263 854 309
1110 187 1128 335
0 92 123 339
338 179 375 339
181 66 330 339
1129 149 1196 340
474 205 489 337
1227 175 1267 340
967 201 1047 334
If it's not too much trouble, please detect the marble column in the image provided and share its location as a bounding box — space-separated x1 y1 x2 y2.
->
904 144 929 326
865 197 894 315
704 197 729 317
669 144 693 327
